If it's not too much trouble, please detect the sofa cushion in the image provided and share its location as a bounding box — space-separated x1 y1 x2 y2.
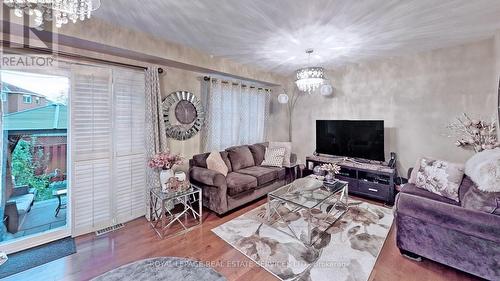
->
227 146 255 171
409 157 464 202
264 166 286 180
226 172 257 196
192 152 210 168
255 166 286 181
192 151 232 172
465 148 500 192
248 143 267 165
401 184 459 206
462 183 500 215
261 147 286 167
269 141 292 166
206 151 229 176
7 193 35 215
236 166 278 186
220 151 232 173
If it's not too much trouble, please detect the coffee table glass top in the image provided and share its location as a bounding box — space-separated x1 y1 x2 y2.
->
269 177 347 209
150 184 200 200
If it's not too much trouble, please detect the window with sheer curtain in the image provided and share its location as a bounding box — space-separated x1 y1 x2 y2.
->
202 79 270 152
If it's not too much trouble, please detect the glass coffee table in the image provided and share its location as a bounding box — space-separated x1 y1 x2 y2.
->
267 177 348 246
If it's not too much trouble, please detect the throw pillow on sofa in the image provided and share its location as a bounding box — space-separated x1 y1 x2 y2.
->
269 141 292 166
227 146 255 171
409 157 464 202
261 147 286 167
464 148 500 192
206 151 229 176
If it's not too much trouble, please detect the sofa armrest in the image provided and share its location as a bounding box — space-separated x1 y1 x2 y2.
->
396 191 500 243
4 201 19 233
11 185 30 197
189 166 226 187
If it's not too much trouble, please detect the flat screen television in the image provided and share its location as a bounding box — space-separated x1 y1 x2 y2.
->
316 120 385 161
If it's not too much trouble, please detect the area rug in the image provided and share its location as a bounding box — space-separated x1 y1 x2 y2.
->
0 236 76 279
212 198 393 281
91 257 226 281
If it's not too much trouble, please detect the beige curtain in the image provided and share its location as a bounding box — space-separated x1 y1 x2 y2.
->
202 78 270 152
144 66 168 219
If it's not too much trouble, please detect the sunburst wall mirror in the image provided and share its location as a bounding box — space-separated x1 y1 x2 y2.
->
162 91 205 140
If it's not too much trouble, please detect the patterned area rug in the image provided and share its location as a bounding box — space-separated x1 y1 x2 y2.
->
91 257 226 281
212 198 393 281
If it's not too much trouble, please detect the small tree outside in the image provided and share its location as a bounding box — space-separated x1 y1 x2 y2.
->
11 138 52 201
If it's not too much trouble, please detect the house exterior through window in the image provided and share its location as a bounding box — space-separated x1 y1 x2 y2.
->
23 95 32 104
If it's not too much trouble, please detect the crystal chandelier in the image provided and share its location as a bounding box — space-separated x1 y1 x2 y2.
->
3 0 101 28
295 49 326 93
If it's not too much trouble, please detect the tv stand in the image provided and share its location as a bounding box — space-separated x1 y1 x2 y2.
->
305 155 396 205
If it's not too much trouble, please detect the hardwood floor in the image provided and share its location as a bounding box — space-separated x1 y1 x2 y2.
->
5 197 481 281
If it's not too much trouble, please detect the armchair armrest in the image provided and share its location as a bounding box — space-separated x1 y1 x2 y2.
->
11 185 30 197
189 166 226 187
396 191 500 243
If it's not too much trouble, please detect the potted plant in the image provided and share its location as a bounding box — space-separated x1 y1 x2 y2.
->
148 150 183 192
319 163 341 183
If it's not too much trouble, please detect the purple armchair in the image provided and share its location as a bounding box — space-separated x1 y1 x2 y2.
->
395 175 500 280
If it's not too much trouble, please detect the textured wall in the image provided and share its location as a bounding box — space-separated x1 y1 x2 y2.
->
55 18 286 85
3 17 287 172
159 68 203 171
282 39 497 173
495 31 500 84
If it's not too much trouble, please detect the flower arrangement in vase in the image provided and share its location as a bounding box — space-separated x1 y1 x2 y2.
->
148 149 183 192
319 163 341 183
447 113 500 152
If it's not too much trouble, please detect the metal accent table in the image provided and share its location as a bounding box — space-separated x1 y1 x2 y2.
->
149 185 202 239
267 177 348 246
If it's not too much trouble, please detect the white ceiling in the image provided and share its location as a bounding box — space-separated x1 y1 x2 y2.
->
94 0 500 74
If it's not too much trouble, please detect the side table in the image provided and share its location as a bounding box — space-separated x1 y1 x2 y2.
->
283 163 305 184
149 185 202 239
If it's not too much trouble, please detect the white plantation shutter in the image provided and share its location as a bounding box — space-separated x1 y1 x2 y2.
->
71 65 147 236
113 68 146 223
71 66 114 236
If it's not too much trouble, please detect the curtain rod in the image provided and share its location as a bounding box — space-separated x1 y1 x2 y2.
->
203 76 271 91
1 41 163 73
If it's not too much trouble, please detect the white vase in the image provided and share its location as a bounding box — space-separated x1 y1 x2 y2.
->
160 169 174 192
325 172 336 183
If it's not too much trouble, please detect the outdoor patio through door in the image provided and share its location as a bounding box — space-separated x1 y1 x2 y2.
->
0 70 69 247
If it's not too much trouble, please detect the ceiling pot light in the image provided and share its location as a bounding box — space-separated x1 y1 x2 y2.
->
295 49 327 93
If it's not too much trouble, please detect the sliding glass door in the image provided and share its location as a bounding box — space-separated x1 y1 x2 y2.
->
0 59 146 254
0 69 71 253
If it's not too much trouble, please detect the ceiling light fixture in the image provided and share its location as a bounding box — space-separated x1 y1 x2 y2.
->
295 49 327 93
3 0 101 28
